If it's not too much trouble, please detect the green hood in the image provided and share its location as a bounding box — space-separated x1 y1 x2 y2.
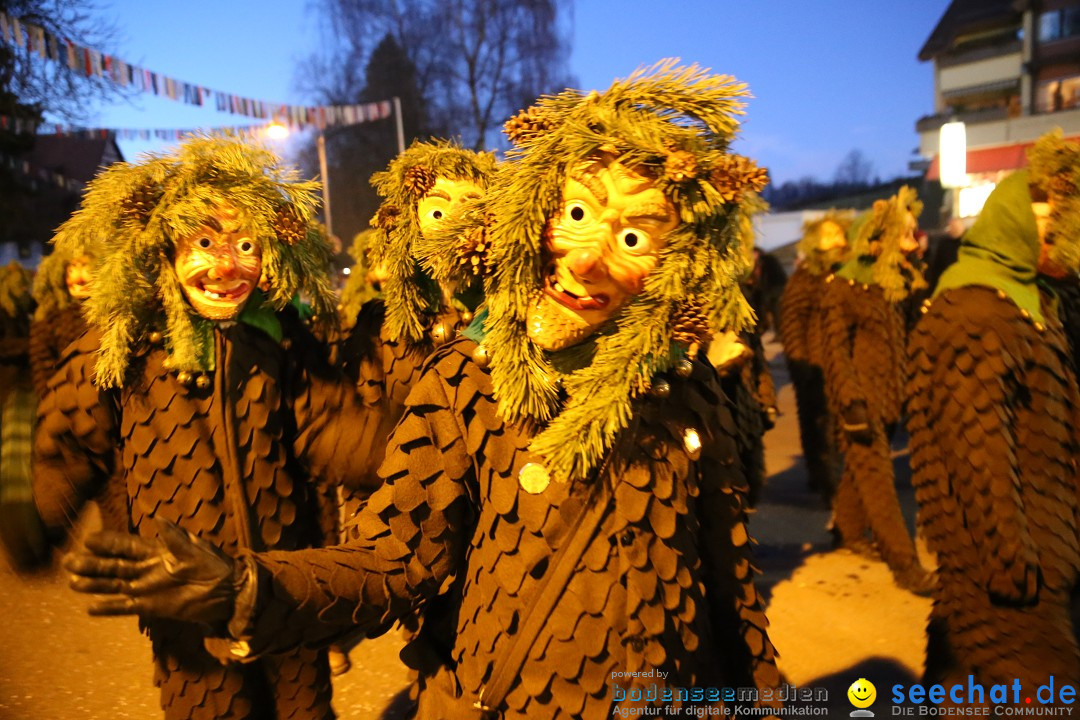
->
934 171 1043 322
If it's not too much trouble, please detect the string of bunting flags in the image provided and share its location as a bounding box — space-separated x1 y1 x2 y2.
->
0 10 394 131
0 115 370 142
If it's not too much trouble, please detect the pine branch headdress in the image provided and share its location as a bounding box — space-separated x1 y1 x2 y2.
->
366 139 497 344
423 59 766 485
0 261 33 319
32 231 102 321
798 209 854 276
60 132 333 388
844 186 926 302
1027 128 1080 273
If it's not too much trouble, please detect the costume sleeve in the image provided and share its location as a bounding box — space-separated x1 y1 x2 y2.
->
339 299 389 405
28 318 56 399
777 269 814 364
234 357 473 655
286 316 397 493
906 291 1040 603
689 364 781 704
32 333 117 533
821 278 864 412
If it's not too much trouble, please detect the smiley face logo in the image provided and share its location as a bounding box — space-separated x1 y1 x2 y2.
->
847 678 876 709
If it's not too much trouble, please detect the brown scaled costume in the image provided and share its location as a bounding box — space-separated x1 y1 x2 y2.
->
34 309 388 719
233 338 778 718
906 170 1080 689
821 275 920 572
778 263 838 500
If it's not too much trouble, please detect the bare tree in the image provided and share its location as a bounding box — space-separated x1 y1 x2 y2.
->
833 149 876 188
0 1 124 250
299 0 573 149
1 0 125 122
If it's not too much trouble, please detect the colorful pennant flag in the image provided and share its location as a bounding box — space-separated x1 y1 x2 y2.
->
0 10 394 131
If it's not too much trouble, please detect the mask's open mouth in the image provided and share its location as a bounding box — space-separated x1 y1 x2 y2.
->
195 278 251 302
543 263 609 311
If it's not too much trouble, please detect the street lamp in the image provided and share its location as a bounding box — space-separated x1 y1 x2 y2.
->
939 120 968 220
266 121 289 141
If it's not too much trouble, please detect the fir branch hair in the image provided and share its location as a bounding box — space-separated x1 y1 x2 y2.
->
59 132 333 388
1027 128 1080 273
0 261 33 318
849 186 926 302
338 228 381 328
798 209 854 276
423 59 765 484
32 232 100 321
367 139 497 344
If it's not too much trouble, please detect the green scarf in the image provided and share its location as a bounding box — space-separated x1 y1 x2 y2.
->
934 171 1043 323
835 256 876 285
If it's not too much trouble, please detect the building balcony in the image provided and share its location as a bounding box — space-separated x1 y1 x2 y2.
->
916 106 1009 133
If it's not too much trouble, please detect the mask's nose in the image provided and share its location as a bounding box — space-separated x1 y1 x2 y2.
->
566 248 607 283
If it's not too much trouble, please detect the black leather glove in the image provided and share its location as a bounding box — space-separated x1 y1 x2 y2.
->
64 518 240 631
841 401 873 445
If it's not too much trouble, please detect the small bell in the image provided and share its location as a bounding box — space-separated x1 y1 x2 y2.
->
518 463 550 494
675 358 693 378
651 378 671 398
471 344 490 368
195 374 211 389
682 427 702 460
431 322 449 346
177 371 193 386
148 331 163 344
461 310 474 324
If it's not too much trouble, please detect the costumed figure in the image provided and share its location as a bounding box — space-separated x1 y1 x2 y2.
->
337 228 382 325
331 140 496 681
29 246 95 398
906 132 1080 692
33 133 390 719
778 210 852 502
338 139 496 489
25 243 132 537
708 196 778 507
65 62 782 719
0 261 43 568
821 187 933 594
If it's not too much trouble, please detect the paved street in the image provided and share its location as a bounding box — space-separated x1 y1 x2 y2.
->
0 336 930 718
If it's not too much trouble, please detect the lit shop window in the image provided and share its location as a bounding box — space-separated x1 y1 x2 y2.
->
1036 75 1080 112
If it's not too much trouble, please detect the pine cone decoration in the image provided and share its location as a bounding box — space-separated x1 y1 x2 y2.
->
275 205 306 246
664 149 698 183
671 297 713 358
709 155 770 203
456 215 495 277
121 183 161 226
372 203 400 230
503 106 552 145
403 165 437 197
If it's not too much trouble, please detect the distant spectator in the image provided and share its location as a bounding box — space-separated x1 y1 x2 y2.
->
743 247 788 334
924 217 966 292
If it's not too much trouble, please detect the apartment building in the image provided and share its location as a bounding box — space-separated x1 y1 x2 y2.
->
917 0 1080 215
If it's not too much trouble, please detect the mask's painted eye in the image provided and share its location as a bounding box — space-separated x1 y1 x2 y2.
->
197 237 212 249
617 228 652 255
431 209 443 220
237 239 255 255
567 203 588 223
